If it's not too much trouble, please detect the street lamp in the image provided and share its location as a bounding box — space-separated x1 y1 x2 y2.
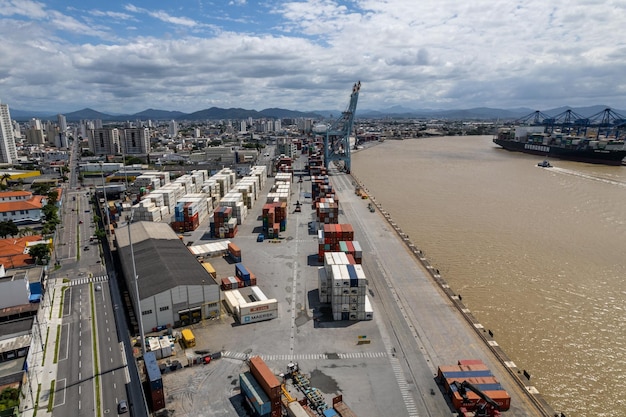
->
127 209 146 355
99 161 111 234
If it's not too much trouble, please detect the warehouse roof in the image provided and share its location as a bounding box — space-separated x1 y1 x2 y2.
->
115 221 217 300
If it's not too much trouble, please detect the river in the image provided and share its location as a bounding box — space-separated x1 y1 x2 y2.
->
351 135 626 417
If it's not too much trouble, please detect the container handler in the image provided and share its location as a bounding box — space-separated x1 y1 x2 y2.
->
451 381 502 417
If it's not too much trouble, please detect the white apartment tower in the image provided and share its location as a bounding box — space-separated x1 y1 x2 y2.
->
168 120 178 138
0 101 17 163
89 128 120 155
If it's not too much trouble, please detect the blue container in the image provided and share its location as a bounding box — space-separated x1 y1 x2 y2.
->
323 409 339 417
235 263 250 280
442 370 493 379
450 383 504 392
280 219 286 232
240 372 271 416
341 312 349 320
144 351 163 390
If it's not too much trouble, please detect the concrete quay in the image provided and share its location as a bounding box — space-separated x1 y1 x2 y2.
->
160 153 554 417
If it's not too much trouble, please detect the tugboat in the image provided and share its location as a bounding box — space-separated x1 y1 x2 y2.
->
538 160 552 168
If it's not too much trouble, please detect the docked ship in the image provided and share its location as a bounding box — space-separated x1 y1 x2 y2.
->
493 126 626 165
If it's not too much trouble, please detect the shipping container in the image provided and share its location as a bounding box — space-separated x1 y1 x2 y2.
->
228 242 242 262
240 310 278 324
458 359 485 366
202 262 217 279
236 263 251 280
249 356 281 400
333 397 357 417
450 389 511 411
150 387 165 411
144 351 163 389
250 286 268 302
239 299 278 317
181 329 196 348
323 408 339 417
240 372 272 416
287 401 311 417
223 289 241 314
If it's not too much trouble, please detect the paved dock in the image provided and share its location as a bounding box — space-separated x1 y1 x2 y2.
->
162 154 554 417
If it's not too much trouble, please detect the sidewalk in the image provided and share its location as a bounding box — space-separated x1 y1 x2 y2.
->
21 274 64 417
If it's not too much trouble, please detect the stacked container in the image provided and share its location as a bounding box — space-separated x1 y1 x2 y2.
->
337 241 362 264
262 202 288 234
228 242 242 263
221 276 243 290
317 224 355 261
220 191 248 225
316 198 339 224
248 356 281 417
240 371 272 417
144 351 165 411
330 264 371 321
210 206 237 238
235 263 257 287
437 359 511 412
188 240 231 258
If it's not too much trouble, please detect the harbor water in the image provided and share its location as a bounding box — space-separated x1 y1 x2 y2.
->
352 135 626 417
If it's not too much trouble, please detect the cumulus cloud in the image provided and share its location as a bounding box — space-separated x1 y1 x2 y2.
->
0 0 625 113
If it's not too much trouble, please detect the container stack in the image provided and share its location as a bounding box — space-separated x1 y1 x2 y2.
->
317 224 355 262
221 276 243 290
276 156 293 173
315 198 339 224
337 240 362 264
249 165 268 190
437 359 511 412
262 202 288 235
210 206 237 238
319 252 353 303
235 263 257 287
132 198 165 222
311 175 329 200
220 191 248 225
228 242 242 263
240 371 272 417
248 356 281 417
144 351 165 411
149 182 187 217
327 263 372 321
188 240 231 258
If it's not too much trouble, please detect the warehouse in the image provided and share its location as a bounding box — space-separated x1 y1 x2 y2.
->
115 221 220 331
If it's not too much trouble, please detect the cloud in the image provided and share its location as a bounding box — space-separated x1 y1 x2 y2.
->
125 4 199 27
0 0 47 19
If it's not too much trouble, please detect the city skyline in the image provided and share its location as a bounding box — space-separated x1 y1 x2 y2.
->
1 1 626 114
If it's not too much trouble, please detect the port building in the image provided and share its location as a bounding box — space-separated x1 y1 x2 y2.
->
114 221 220 332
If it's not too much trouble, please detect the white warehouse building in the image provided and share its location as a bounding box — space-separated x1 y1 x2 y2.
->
115 221 220 331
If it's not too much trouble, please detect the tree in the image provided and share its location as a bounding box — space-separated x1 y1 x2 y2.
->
31 183 51 196
0 221 19 238
47 189 59 205
0 386 20 411
28 243 50 265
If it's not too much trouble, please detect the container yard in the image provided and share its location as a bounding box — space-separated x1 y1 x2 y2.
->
148 145 551 417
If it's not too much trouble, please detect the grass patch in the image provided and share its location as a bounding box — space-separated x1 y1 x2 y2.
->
42 327 50 364
34 383 41 416
58 286 68 319
47 380 55 413
53 325 60 364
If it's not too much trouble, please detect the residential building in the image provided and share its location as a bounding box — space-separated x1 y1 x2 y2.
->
0 102 17 164
122 128 150 155
89 127 120 155
0 191 47 224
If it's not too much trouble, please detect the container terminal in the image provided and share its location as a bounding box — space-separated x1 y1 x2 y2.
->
104 83 558 417
127 151 557 416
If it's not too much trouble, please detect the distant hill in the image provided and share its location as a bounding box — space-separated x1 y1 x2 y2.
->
7 105 626 122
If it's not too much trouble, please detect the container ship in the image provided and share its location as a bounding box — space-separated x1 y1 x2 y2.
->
493 126 626 165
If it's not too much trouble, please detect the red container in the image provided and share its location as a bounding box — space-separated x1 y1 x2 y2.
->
346 254 356 265
249 356 281 400
228 242 241 257
451 389 510 411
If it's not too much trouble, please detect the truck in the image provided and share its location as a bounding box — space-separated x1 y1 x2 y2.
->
451 381 502 417
181 329 196 348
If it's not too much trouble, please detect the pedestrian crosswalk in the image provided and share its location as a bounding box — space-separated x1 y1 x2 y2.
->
68 275 108 286
221 351 388 362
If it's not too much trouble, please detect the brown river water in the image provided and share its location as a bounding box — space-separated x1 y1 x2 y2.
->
351 135 626 417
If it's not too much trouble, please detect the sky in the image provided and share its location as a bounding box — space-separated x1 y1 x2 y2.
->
1 0 626 114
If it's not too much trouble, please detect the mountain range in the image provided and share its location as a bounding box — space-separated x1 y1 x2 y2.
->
8 105 625 123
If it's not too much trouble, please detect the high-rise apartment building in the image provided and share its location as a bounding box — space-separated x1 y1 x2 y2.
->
89 128 120 155
57 114 67 132
121 128 150 155
0 101 17 163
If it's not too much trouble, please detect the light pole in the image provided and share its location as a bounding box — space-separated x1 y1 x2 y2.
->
99 161 111 234
127 209 146 355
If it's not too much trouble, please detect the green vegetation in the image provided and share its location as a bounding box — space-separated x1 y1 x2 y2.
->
28 244 51 265
0 221 19 238
58 286 68 319
47 380 55 413
53 324 60 364
42 327 50 364
34 383 41 416
0 388 20 412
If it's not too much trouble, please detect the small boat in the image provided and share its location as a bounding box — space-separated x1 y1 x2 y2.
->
538 160 552 168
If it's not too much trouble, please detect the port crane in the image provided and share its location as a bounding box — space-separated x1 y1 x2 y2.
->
323 81 361 174
517 108 626 138
451 381 502 417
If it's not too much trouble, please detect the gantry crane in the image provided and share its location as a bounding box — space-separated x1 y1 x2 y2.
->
323 81 361 174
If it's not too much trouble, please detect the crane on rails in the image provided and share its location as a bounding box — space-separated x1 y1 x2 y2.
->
323 81 361 174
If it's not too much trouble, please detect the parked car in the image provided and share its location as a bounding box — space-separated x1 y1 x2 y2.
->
257 233 264 242
117 400 128 414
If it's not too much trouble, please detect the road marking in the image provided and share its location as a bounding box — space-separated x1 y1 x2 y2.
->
54 378 67 408
59 323 70 361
